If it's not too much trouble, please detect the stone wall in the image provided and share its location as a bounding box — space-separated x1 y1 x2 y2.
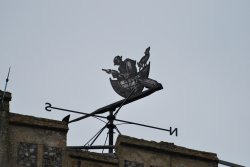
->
65 149 118 167
8 113 68 167
115 135 218 167
0 90 12 166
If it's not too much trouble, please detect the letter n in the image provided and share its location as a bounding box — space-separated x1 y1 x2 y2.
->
170 127 178 136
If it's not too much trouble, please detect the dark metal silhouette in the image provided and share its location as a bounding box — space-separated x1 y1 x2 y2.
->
69 84 162 123
62 114 70 123
45 101 178 153
218 160 245 167
45 47 169 153
103 47 160 98
1 67 11 109
45 100 176 134
138 47 150 71
45 84 175 154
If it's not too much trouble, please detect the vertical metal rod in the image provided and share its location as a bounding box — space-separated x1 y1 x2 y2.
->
108 110 114 153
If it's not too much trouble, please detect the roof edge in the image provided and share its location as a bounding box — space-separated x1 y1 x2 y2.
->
115 135 218 162
9 113 68 132
67 149 118 165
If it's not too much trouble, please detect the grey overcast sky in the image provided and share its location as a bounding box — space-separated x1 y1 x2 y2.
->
1 0 249 166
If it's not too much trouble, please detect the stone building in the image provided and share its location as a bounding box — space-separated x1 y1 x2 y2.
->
0 90 219 167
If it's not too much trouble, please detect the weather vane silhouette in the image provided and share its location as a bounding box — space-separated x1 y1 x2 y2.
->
102 47 160 98
45 47 178 154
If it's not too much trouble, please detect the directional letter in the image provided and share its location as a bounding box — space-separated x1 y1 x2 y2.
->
170 127 178 136
45 103 52 112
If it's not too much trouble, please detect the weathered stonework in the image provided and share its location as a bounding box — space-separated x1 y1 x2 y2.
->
43 146 62 167
8 113 68 167
0 90 11 166
65 149 118 167
124 160 144 167
17 142 38 167
116 135 218 167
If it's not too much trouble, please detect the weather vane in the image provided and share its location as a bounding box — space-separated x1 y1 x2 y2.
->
45 47 178 154
102 47 160 98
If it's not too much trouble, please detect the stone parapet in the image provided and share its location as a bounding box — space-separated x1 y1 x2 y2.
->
9 113 68 132
66 149 118 167
8 113 68 167
116 135 218 167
